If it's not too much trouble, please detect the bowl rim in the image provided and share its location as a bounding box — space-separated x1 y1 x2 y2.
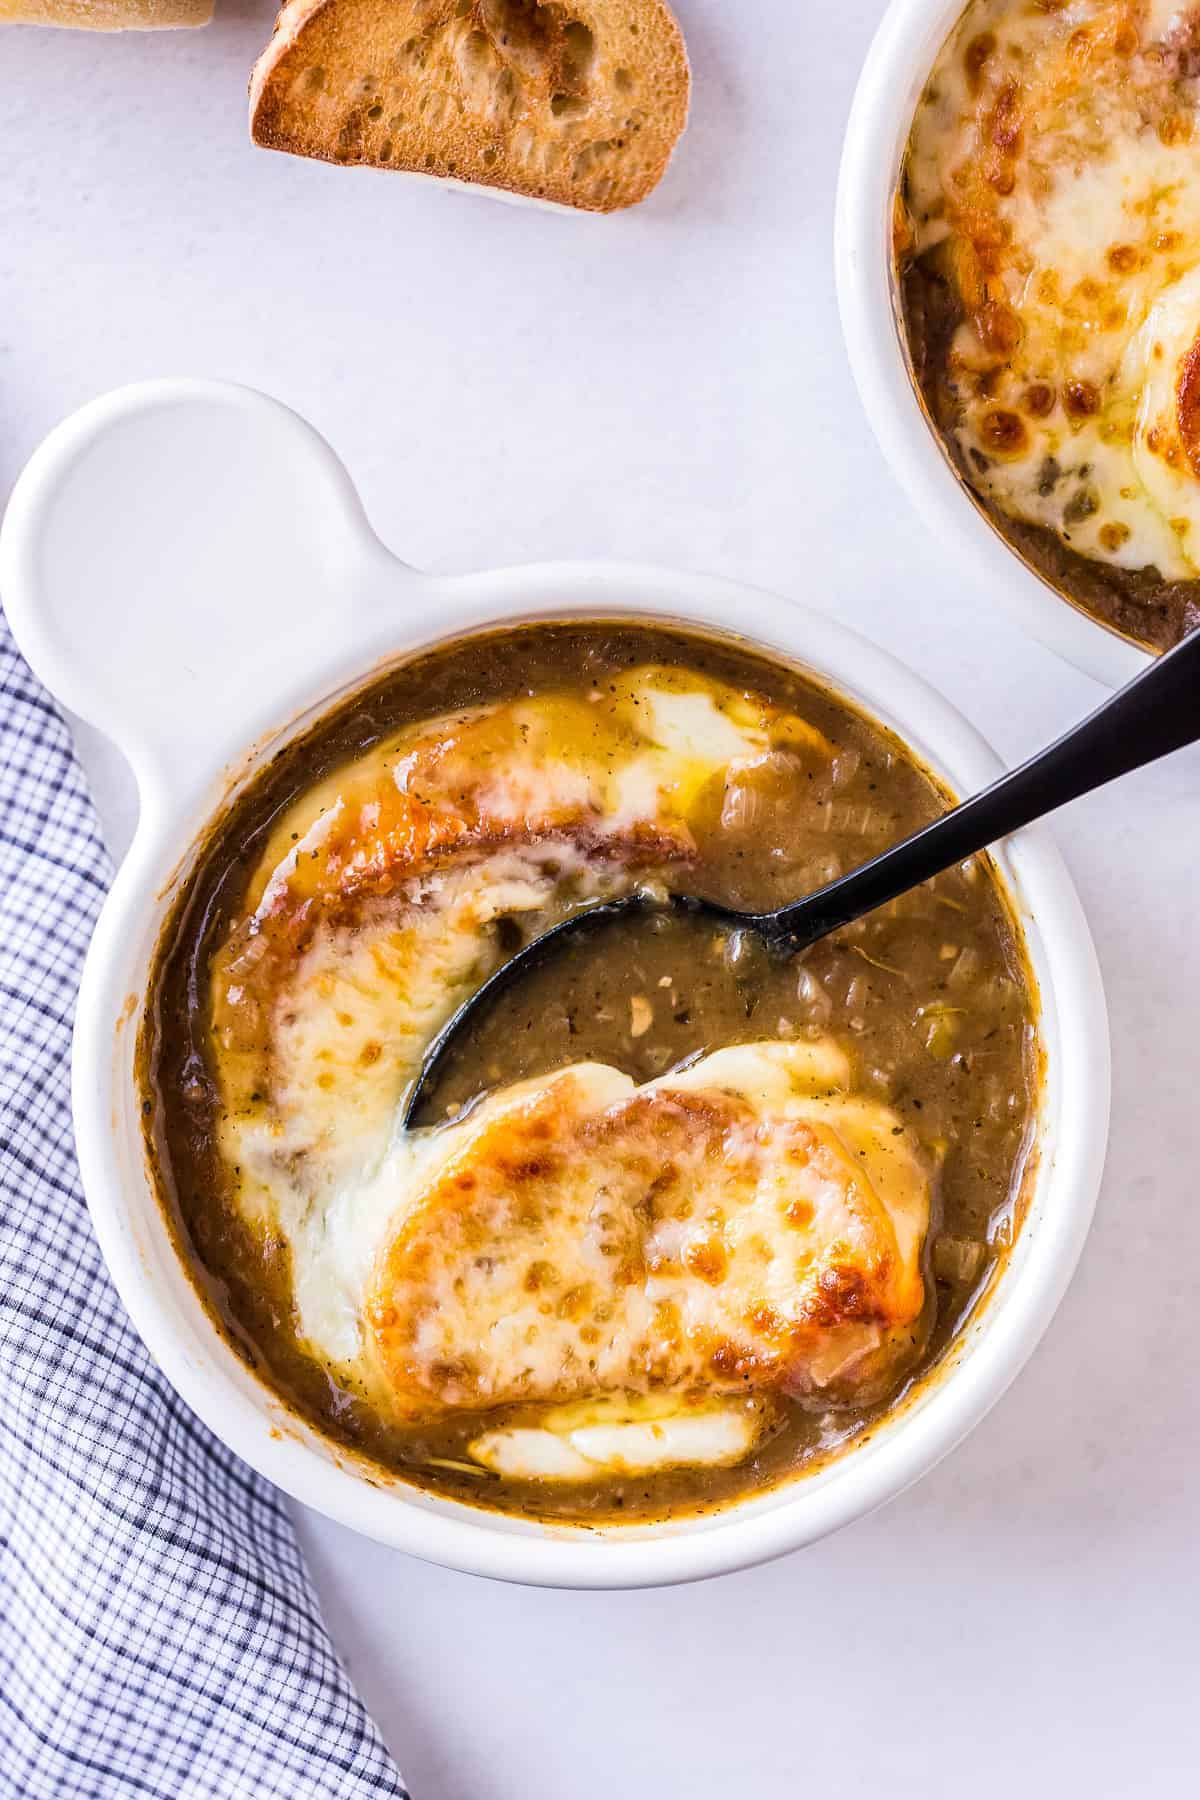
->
69 565 1110 1589
833 0 1153 690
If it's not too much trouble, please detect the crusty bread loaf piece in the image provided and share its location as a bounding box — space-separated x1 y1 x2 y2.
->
250 0 689 212
0 0 210 25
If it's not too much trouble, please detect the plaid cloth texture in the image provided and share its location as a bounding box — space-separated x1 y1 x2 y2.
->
0 608 408 1799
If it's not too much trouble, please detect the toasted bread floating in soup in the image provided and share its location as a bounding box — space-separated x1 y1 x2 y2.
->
899 0 1200 649
364 1045 930 1470
142 625 1037 1522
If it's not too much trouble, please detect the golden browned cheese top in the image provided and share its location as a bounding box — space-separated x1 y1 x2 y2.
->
366 1047 929 1423
902 0 1200 593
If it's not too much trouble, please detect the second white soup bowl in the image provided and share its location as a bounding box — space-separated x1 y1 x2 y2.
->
836 0 1154 687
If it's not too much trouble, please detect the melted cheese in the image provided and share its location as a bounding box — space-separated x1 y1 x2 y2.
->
904 0 1200 576
470 1397 767 1481
362 1043 930 1439
206 669 932 1480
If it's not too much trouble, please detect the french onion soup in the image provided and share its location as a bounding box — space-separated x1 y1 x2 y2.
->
139 624 1038 1523
897 0 1200 651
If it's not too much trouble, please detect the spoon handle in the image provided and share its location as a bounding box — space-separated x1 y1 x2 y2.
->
769 627 1200 945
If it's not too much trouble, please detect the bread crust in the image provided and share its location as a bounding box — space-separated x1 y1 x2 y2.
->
250 0 689 212
0 0 210 24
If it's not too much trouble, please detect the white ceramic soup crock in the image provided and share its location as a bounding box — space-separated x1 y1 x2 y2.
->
0 379 1109 1589
835 0 1151 689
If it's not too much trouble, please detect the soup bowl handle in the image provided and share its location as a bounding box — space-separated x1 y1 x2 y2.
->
0 379 411 808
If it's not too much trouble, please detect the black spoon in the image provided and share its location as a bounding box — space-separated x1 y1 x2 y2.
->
404 627 1200 1126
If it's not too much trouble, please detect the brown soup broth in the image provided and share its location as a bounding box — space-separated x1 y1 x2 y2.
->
140 623 1039 1523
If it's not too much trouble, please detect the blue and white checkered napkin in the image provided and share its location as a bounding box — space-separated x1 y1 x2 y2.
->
0 609 408 1800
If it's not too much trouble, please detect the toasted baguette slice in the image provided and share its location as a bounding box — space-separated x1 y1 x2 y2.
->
250 0 689 212
0 0 209 24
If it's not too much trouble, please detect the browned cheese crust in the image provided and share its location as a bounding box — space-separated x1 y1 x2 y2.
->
897 0 1200 651
368 1064 927 1421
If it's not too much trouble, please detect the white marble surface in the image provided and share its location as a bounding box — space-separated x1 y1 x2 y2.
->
5 2 1199 1794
